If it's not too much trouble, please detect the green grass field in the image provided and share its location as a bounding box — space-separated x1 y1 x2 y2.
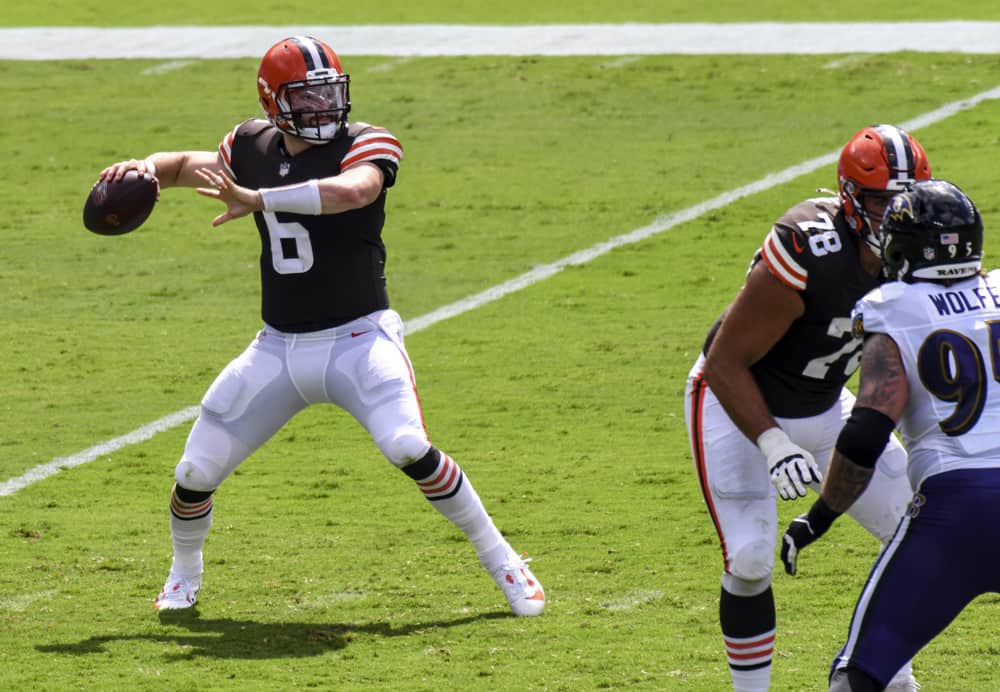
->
3 5 1000 692
2 1 1000 25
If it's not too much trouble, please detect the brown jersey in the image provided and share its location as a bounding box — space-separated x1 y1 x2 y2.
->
704 197 880 417
218 119 402 332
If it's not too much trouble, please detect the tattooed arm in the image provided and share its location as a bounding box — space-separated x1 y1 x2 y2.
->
820 333 909 512
781 332 909 575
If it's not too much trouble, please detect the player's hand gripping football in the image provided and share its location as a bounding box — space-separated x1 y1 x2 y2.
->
756 428 822 501
100 158 161 198
194 168 262 227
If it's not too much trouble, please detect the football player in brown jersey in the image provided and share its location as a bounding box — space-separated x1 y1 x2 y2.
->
97 35 544 617
683 125 930 691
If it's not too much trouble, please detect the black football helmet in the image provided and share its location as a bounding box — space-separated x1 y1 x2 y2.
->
879 179 983 283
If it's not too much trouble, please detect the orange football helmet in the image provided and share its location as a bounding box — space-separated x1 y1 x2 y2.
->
257 36 351 143
838 124 931 256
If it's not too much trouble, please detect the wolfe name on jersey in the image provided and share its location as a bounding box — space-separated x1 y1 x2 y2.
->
219 119 403 332
854 270 1000 488
704 197 880 417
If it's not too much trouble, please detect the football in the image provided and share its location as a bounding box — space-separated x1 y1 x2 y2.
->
83 170 158 235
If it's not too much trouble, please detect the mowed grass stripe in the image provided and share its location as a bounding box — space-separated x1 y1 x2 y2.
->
5 81 1000 499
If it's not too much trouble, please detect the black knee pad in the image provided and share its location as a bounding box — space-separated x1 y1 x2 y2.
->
401 446 440 480
174 484 215 504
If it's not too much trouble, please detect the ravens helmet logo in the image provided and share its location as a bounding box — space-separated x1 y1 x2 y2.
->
886 194 915 223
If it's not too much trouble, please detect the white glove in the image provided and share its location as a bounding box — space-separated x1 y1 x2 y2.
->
756 427 822 501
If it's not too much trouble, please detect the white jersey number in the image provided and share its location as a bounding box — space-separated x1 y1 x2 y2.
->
802 317 862 379
796 213 842 257
263 212 315 274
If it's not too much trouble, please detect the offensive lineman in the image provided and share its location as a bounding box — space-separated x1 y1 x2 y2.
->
96 35 544 616
683 125 926 691
781 179 1000 690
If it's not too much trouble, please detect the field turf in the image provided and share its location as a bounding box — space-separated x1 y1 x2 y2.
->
2 5 1000 691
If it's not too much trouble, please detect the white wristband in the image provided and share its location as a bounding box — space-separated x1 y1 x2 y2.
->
260 179 323 215
144 158 157 178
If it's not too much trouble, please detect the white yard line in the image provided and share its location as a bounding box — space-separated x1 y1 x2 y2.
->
1 23 1000 59
1 408 201 496
2 27 1000 497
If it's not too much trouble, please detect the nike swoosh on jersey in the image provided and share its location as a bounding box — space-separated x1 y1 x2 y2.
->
791 233 805 254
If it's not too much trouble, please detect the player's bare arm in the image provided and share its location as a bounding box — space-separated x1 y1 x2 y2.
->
854 333 909 421
781 330 909 573
818 333 908 511
818 452 875 513
100 151 224 190
317 162 385 212
703 260 805 441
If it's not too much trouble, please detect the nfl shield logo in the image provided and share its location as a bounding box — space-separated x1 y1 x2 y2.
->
279 162 291 177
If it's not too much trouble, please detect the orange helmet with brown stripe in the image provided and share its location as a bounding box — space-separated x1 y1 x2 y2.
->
838 124 931 257
257 36 351 143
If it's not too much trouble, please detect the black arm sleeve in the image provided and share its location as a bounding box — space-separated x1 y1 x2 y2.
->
834 406 897 469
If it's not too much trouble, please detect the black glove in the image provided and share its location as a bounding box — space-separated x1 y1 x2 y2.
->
780 498 841 576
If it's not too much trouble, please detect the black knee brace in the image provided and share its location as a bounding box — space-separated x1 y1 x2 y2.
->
401 446 440 480
174 484 215 504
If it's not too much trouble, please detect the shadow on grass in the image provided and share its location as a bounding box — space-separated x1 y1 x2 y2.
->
36 608 510 659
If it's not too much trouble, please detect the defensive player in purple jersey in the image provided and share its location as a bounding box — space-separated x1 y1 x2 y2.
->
97 35 544 617
782 180 1000 691
684 125 931 692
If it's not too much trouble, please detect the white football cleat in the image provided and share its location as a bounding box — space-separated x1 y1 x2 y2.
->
492 554 545 616
154 573 201 610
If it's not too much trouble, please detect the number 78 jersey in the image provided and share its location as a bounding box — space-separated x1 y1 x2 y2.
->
853 270 1000 487
748 196 880 417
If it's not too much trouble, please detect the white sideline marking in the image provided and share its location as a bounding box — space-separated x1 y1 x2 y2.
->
4 84 1000 498
2 23 1000 59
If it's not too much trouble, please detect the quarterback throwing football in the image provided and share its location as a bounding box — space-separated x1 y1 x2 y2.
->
98 36 544 617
